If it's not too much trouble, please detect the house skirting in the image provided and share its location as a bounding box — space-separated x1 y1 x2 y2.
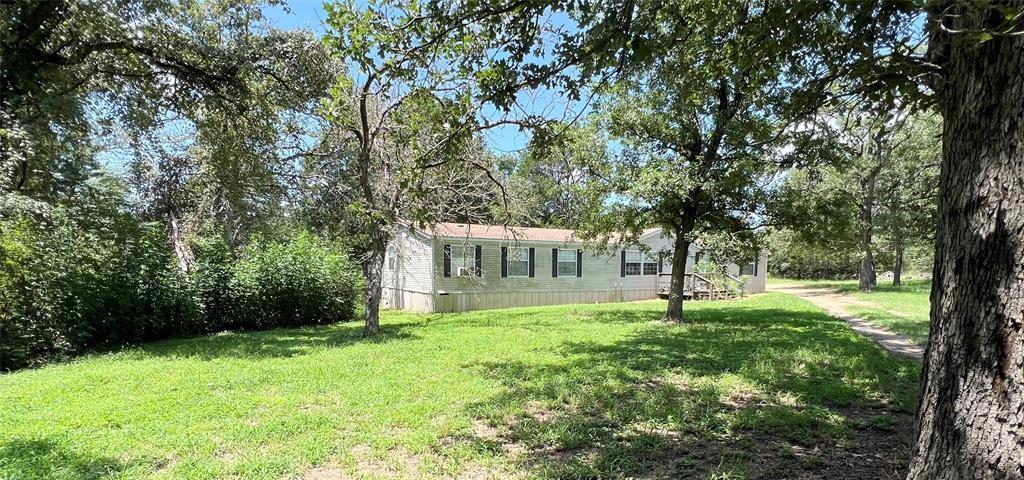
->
381 288 435 313
432 288 658 313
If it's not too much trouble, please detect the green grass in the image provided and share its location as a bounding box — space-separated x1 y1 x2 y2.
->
772 278 932 344
0 294 920 479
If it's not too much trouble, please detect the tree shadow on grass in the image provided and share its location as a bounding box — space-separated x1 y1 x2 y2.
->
0 438 139 480
131 320 424 361
452 303 919 479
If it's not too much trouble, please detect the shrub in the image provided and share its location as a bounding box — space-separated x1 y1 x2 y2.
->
0 208 200 370
195 234 363 331
1 204 361 370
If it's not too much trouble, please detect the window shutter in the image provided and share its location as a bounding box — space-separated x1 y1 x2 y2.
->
475 245 482 276
576 249 582 277
500 247 508 277
658 252 664 274
551 248 558 277
443 244 451 277
620 250 626 277
528 247 535 277
753 258 758 276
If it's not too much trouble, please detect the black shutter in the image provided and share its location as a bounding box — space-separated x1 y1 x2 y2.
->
658 252 664 274
475 245 482 276
528 247 535 277
753 259 758 276
576 249 583 277
500 247 508 277
552 248 558 277
443 244 451 277
620 250 626 277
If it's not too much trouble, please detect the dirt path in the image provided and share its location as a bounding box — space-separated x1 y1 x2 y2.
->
768 284 925 361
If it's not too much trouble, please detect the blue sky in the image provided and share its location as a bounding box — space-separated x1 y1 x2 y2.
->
264 1 330 34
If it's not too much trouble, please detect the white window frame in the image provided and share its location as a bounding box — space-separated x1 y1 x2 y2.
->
624 250 643 276
451 244 476 276
643 255 659 275
557 249 578 277
625 250 658 276
387 246 398 271
507 247 530 277
740 262 756 276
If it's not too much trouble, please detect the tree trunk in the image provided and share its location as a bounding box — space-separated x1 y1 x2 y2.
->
907 6 1024 478
664 228 692 322
168 207 195 273
859 249 876 291
362 230 388 335
859 170 878 291
892 243 903 287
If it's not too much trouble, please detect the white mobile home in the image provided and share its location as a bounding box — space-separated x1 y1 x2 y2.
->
381 223 767 313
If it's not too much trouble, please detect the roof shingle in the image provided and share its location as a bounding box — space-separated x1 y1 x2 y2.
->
420 222 661 244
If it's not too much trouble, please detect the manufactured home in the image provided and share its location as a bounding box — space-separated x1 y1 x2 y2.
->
381 222 768 313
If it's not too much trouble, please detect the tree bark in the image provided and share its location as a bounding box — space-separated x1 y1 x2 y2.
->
167 207 195 273
892 243 903 287
362 230 387 335
859 248 876 291
907 5 1024 478
664 231 692 322
859 168 878 291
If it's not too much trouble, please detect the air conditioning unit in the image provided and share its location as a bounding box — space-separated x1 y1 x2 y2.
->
457 266 472 276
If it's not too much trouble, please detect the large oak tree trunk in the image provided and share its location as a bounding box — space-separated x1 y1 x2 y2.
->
907 6 1024 478
664 228 692 322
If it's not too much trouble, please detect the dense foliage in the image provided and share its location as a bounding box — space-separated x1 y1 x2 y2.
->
0 187 362 371
770 112 940 284
220 234 364 331
767 230 863 279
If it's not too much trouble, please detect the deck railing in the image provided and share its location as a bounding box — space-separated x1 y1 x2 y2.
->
656 272 746 299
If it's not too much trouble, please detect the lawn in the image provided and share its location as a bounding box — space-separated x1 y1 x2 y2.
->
772 278 932 344
0 294 920 480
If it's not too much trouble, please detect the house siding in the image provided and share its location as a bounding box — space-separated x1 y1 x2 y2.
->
383 227 769 313
381 230 435 313
744 254 769 293
431 233 677 313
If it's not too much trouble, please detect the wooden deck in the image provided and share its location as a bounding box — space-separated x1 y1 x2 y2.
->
657 272 745 300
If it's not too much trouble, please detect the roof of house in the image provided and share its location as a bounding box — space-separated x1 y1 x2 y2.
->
420 222 662 244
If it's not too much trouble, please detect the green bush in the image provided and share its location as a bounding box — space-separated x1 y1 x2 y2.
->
1 206 362 370
229 234 362 329
192 234 363 332
0 208 200 370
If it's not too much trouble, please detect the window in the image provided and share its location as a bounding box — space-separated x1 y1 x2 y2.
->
643 256 659 275
557 249 578 277
451 244 476 275
625 251 643 275
625 251 658 276
740 262 757 276
387 246 397 271
507 247 530 277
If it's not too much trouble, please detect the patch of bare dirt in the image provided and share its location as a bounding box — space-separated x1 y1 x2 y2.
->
745 406 915 480
523 400 578 423
350 444 410 478
299 444 429 480
301 463 347 480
